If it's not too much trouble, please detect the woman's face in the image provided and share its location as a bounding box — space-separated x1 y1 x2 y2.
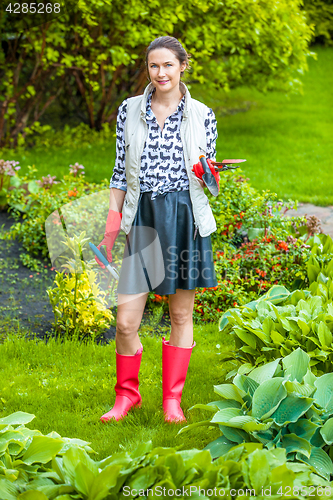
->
147 48 186 94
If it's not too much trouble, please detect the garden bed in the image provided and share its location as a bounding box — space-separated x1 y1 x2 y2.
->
0 209 172 342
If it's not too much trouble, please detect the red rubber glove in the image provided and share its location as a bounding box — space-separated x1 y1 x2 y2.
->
192 159 220 189
95 209 122 268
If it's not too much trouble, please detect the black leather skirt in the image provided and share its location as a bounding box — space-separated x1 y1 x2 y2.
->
116 190 218 295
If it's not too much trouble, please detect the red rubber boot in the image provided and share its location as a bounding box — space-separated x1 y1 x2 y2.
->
162 336 196 423
100 344 143 423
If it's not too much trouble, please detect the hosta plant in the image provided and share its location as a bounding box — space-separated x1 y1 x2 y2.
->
218 281 333 375
180 348 333 481
306 234 333 285
0 411 331 499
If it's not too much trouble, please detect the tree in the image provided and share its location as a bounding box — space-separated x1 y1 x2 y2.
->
0 0 314 149
302 0 333 46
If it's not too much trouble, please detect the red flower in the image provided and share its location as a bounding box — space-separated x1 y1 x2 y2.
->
277 240 289 251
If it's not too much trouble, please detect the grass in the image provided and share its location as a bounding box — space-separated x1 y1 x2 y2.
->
3 46 333 206
0 322 236 461
190 45 333 206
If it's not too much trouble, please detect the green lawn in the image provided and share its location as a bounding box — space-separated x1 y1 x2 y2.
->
4 46 332 206
0 324 235 460
191 45 333 206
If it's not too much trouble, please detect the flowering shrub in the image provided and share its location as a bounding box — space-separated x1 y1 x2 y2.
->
2 164 109 269
207 169 300 247
191 233 312 324
0 159 21 209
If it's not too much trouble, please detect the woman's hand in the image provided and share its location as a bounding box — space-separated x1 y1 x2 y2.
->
192 159 220 189
95 209 122 268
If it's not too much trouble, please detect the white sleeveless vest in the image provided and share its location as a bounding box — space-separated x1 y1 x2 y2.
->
120 81 217 238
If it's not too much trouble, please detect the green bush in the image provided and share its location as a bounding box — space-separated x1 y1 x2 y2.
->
1 165 111 270
180 348 333 482
1 0 313 150
0 411 331 499
192 232 311 324
303 0 333 46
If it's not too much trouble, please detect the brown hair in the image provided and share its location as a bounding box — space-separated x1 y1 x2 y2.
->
145 36 191 77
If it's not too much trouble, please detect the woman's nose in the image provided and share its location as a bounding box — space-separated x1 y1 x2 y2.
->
158 67 166 76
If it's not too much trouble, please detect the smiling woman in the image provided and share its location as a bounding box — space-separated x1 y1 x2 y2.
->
96 36 220 426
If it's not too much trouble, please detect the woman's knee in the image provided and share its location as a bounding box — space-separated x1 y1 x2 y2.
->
169 308 193 326
116 311 143 337
116 292 148 336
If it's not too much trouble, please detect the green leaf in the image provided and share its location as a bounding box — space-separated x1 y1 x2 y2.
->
18 492 48 500
27 180 41 194
21 436 64 465
247 358 281 385
248 449 270 491
263 285 290 304
73 461 96 496
213 384 246 404
234 328 257 348
62 446 98 486
203 436 235 460
0 479 18 500
320 418 333 445
252 378 287 420
288 419 318 441
233 374 259 396
9 176 21 188
219 309 236 331
218 424 249 444
271 396 314 426
318 321 333 348
297 447 333 481
282 348 310 383
308 264 320 283
126 465 161 491
314 373 333 414
284 380 315 398
281 433 312 458
211 408 243 424
248 228 265 241
0 412 35 426
297 319 310 335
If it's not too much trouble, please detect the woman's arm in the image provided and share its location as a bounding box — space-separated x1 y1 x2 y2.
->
109 100 128 193
109 187 126 213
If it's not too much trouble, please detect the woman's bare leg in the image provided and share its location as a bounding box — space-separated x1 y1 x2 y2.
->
168 289 196 347
115 292 149 354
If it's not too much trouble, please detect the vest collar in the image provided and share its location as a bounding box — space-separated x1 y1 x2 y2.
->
140 81 191 119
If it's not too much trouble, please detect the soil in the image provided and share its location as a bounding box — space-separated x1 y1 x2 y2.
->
0 209 171 344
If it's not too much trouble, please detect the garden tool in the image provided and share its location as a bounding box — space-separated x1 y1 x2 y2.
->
193 157 246 196
162 336 196 423
199 155 220 197
89 242 119 280
211 159 246 171
100 343 143 423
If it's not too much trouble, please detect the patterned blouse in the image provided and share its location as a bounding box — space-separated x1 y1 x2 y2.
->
109 89 217 200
